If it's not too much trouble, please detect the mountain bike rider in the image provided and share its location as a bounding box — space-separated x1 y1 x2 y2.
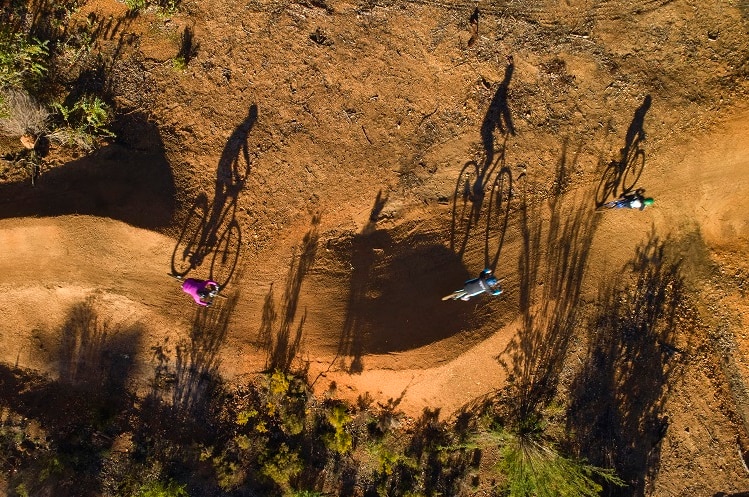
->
449 268 503 301
621 188 654 210
181 278 219 306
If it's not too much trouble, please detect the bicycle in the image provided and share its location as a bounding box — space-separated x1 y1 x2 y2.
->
596 190 654 211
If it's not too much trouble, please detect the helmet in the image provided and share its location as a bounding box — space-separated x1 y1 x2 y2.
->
643 198 654 206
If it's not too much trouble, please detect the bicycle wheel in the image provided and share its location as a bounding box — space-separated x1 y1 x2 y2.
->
621 148 645 193
171 199 207 276
210 219 242 288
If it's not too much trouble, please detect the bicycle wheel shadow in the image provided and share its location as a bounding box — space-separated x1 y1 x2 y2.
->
449 137 508 261
169 104 257 289
595 95 652 207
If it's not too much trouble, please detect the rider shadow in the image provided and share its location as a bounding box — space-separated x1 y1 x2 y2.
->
481 56 516 167
256 214 320 374
595 95 651 207
170 104 258 288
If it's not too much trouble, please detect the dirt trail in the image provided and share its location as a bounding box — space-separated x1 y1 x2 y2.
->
2 107 748 419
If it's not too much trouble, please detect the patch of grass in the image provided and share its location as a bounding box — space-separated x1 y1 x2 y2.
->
0 88 49 139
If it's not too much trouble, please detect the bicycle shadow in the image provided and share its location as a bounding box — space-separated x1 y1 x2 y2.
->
170 104 258 288
449 137 508 260
595 95 652 206
484 166 524 273
451 57 516 261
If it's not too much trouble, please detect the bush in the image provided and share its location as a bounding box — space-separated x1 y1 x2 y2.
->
323 404 353 455
0 30 49 90
135 479 189 497
49 95 115 150
495 424 624 497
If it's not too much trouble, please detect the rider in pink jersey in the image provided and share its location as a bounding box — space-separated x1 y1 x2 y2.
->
181 278 219 306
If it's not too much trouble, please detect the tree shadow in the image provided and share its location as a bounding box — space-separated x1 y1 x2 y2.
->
171 289 240 421
0 113 176 228
595 95 651 206
170 104 258 287
57 296 142 395
258 214 321 373
0 298 142 497
498 140 598 420
567 231 696 496
338 194 474 373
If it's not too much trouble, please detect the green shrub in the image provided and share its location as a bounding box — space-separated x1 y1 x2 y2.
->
498 430 624 497
124 0 148 13
323 404 353 455
49 95 115 150
261 443 302 492
0 30 49 89
135 479 189 497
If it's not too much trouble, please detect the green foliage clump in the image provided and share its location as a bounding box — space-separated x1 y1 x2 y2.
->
124 0 148 13
323 404 353 455
261 443 303 493
50 95 115 150
498 431 624 497
0 30 49 90
135 479 189 497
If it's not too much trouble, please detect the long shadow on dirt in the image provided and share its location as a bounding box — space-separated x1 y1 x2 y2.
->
133 290 239 486
0 112 176 229
595 95 651 207
337 194 475 373
498 140 597 418
567 232 696 497
170 104 257 288
257 214 321 373
0 298 141 497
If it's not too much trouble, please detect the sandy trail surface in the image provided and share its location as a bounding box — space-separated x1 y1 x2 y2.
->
2 107 748 419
